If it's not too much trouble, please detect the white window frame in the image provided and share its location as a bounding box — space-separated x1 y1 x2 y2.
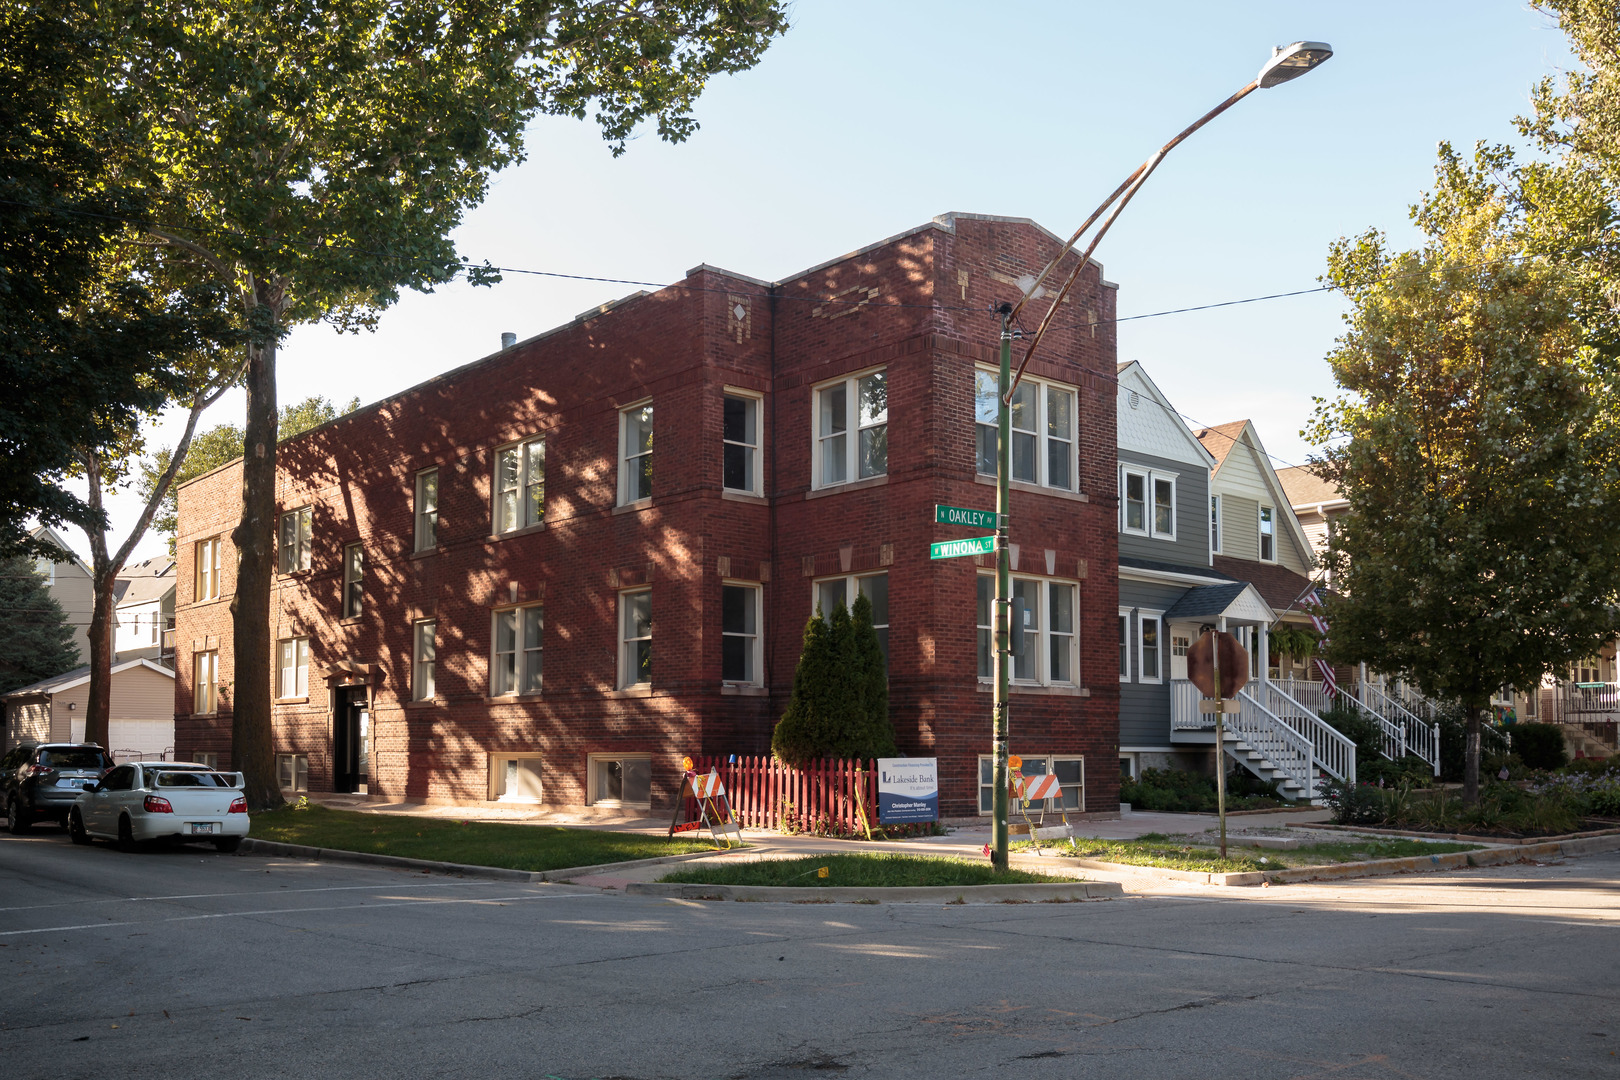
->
276 752 309 793
412 619 436 701
1259 504 1276 562
975 367 1077 491
488 753 545 803
195 537 220 601
1210 494 1222 554
812 572 890 671
978 754 1085 815
619 588 652 688
191 752 219 769
1137 609 1164 684
277 636 309 700
342 543 363 619
1118 608 1133 683
587 753 653 808
494 436 545 534
277 507 312 574
811 367 887 489
619 400 654 506
414 469 439 553
490 603 543 697
193 650 218 714
1120 467 1149 535
720 581 762 685
1150 472 1177 540
975 573 1079 686
722 389 763 496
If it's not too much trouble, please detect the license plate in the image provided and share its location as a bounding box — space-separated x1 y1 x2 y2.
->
57 778 88 789
188 822 219 835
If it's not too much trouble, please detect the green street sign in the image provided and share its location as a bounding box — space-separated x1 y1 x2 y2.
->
935 504 997 530
930 535 997 560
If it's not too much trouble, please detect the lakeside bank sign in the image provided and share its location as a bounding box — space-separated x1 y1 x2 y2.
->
876 758 939 824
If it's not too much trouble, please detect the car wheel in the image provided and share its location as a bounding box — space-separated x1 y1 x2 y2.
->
68 810 91 846
116 815 137 853
6 798 29 834
213 836 242 854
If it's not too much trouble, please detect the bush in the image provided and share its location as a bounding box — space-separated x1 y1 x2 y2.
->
1563 756 1617 777
1510 723 1570 771
1122 768 1285 812
1321 779 1387 825
1320 703 1385 767
1358 755 1434 788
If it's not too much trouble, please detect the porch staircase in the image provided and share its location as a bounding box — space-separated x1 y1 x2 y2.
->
1275 677 1445 776
1170 680 1357 801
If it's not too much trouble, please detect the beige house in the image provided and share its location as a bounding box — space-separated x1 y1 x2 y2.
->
2 658 176 760
28 525 94 667
113 557 176 666
1276 464 1347 588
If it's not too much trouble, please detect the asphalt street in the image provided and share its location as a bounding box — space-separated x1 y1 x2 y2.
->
1 828 1616 1079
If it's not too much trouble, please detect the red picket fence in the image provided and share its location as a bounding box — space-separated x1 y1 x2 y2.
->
689 755 924 837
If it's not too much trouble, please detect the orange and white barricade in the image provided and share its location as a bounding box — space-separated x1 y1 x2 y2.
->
668 759 744 849
1009 763 1076 855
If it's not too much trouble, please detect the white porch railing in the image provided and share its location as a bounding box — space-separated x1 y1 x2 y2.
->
1557 681 1620 720
1253 680 1358 786
1353 681 1442 775
1171 680 1322 798
1276 676 1413 766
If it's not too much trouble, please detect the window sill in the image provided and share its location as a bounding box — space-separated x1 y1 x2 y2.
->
274 697 309 705
976 681 1090 697
339 616 362 626
721 684 768 696
974 474 1088 503
590 801 652 811
721 490 767 505
613 500 653 516
410 547 444 561
609 685 653 698
806 474 887 500
486 693 543 704
276 567 314 580
403 697 443 709
490 522 547 541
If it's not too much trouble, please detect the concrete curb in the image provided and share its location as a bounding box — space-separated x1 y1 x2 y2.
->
239 838 725 883
624 880 1123 904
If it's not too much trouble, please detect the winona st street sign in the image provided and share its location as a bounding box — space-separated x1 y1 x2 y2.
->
935 504 998 530
930 535 997 560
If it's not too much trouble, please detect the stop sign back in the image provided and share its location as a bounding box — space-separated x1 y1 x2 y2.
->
1186 630 1250 699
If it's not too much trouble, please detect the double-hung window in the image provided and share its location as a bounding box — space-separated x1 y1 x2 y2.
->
976 370 1076 490
814 572 889 668
814 369 886 487
619 589 651 687
277 637 309 699
620 402 653 504
1120 466 1176 540
721 583 761 684
414 469 438 552
976 574 1078 685
193 650 218 714
342 544 364 618
277 507 312 573
722 392 761 494
195 537 220 601
1137 611 1163 683
492 604 543 696
1210 495 1222 553
1259 505 1276 561
1118 609 1132 681
495 437 544 533
979 754 1085 814
413 620 436 701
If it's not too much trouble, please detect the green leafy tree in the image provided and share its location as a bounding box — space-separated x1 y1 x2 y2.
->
0 556 81 693
772 598 895 765
93 0 788 809
849 592 895 757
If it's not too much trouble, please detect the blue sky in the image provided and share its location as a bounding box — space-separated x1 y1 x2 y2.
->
94 1 1577 563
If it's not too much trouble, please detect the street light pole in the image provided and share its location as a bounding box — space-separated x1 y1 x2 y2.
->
987 41 1333 872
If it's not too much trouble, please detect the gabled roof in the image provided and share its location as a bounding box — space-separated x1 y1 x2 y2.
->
115 558 176 607
1193 419 1315 567
1193 421 1249 473
28 526 91 575
1212 556 1318 614
1162 581 1274 624
1276 464 1344 509
1 658 174 699
1116 361 1218 467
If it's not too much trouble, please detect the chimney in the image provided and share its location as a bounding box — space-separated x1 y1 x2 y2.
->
500 331 517 350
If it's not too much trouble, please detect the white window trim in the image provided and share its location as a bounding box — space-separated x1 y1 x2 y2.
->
493 435 546 534
412 619 437 701
722 388 764 496
1137 608 1165 684
1210 494 1222 556
811 366 887 490
720 580 763 686
276 752 309 793
1150 471 1178 541
276 636 310 700
587 752 652 808
193 650 218 715
977 572 1080 687
278 506 312 574
1120 467 1149 536
1259 504 1277 563
977 753 1086 815
487 753 545 803
195 537 220 602
618 399 654 507
618 587 652 689
489 602 544 698
975 366 1078 492
1118 607 1133 683
342 543 363 619
414 468 439 553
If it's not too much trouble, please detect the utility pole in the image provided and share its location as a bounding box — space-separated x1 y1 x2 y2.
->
992 302 1014 871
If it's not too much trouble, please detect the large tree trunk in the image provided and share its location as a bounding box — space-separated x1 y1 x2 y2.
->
1462 704 1483 806
230 300 285 812
82 566 117 750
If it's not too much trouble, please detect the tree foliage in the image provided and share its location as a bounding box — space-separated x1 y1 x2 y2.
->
772 594 896 765
0 556 80 694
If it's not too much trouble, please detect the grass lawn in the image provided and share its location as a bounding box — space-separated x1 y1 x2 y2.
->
657 853 1067 888
249 804 722 872
1013 833 1481 873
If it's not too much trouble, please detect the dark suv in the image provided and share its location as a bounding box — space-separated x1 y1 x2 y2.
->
2 743 112 832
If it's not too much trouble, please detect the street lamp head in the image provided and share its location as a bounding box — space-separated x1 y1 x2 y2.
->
1258 41 1333 89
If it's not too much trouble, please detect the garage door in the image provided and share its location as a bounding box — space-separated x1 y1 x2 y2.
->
70 717 174 760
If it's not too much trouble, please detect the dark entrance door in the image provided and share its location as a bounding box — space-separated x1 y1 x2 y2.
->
333 686 369 793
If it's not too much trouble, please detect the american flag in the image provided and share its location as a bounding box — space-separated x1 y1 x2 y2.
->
1305 588 1338 699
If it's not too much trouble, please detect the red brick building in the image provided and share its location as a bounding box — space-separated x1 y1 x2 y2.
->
172 213 1121 817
